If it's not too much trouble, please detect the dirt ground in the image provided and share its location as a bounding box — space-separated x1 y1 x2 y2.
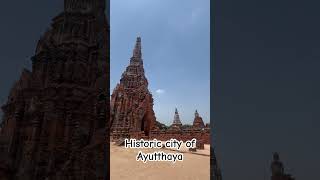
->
110 143 210 180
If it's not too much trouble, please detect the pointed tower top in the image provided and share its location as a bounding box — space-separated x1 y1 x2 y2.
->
172 108 182 126
133 37 142 58
121 37 148 89
195 110 199 117
193 109 205 129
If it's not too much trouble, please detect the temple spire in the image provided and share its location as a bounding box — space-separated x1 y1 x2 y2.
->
111 37 156 137
195 110 199 118
172 108 182 127
193 109 205 129
120 37 148 89
133 37 142 58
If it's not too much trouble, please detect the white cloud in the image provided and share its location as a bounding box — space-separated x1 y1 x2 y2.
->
155 89 166 94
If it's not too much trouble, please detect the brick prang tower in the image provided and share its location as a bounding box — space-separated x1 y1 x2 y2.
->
110 37 156 139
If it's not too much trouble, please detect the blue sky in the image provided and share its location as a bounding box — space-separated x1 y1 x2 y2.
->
111 0 210 126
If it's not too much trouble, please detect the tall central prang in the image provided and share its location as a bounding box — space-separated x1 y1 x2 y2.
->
110 37 156 139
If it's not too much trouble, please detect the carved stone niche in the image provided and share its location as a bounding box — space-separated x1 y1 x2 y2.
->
139 92 145 101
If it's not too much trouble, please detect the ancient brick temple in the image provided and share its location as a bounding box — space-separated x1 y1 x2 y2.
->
110 37 156 140
110 37 210 145
193 110 205 129
171 108 183 129
0 0 109 179
150 109 210 144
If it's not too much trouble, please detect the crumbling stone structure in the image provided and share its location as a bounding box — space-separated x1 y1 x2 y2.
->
110 37 156 140
110 38 210 145
193 110 205 129
171 108 183 129
150 109 210 144
0 0 109 179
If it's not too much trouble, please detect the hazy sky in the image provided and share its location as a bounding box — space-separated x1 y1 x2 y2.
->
111 0 210 126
